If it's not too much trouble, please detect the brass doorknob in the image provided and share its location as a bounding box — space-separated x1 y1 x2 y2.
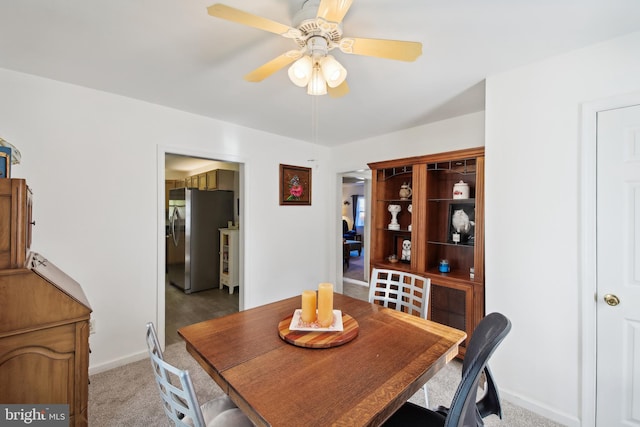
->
604 294 620 306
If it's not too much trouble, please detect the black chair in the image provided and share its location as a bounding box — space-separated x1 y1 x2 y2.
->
434 320 505 420
382 312 511 427
343 219 356 239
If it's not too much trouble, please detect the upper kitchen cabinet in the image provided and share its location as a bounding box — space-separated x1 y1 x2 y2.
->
205 169 234 191
164 179 183 211
368 147 485 356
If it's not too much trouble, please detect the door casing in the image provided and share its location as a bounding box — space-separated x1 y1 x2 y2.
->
580 91 640 425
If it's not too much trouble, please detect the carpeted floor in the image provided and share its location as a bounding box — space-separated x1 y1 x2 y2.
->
88 340 564 426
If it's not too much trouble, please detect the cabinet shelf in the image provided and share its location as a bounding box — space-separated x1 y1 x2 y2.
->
219 228 239 294
428 198 475 203
378 199 414 203
425 267 476 282
428 240 475 248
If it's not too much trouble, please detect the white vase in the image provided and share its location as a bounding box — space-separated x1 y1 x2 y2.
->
388 204 401 230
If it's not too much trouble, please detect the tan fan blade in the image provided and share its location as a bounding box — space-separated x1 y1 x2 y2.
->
317 0 353 24
328 80 349 98
244 51 302 82
339 37 422 62
208 4 299 37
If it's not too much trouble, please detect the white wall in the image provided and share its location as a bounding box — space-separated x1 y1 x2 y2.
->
0 67 332 372
485 31 640 426
331 111 486 173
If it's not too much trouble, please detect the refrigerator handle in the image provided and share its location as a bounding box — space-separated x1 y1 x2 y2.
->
170 210 180 247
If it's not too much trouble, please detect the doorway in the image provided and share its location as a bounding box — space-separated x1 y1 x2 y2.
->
341 170 371 298
161 153 243 346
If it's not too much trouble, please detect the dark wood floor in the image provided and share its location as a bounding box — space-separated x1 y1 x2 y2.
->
165 278 239 345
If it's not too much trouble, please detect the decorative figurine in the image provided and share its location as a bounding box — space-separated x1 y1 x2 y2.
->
388 204 401 230
401 239 411 262
407 204 412 231
399 183 412 200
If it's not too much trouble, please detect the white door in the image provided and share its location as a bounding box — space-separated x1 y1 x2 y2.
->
597 104 640 425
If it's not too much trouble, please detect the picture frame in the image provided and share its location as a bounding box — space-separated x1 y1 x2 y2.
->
279 164 311 206
448 203 475 245
0 147 10 179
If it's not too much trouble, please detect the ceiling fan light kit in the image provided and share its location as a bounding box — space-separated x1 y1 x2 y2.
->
288 56 313 87
319 55 347 88
308 64 328 95
207 1 422 97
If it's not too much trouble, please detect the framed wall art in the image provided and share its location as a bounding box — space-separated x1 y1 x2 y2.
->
448 203 475 245
279 164 311 206
0 146 10 179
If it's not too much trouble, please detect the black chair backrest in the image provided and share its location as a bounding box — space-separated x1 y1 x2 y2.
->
445 312 511 427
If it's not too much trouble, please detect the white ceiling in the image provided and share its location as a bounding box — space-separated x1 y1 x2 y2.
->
1 0 639 147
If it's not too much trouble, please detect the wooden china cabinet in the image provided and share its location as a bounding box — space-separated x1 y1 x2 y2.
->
368 147 485 356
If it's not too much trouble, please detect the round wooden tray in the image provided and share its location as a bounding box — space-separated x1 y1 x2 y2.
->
278 312 359 348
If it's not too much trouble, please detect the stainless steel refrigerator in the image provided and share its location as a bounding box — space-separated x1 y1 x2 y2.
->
167 188 234 293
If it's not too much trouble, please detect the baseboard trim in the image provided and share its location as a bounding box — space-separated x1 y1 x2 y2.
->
89 349 148 376
501 388 581 427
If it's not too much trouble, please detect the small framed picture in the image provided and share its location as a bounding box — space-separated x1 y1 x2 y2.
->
448 203 475 245
0 147 10 179
279 164 311 206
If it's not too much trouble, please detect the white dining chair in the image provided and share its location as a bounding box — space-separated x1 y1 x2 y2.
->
146 321 165 360
369 268 431 406
145 323 253 427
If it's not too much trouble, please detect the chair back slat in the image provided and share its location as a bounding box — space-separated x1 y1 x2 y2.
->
146 323 206 427
146 321 164 360
369 268 431 319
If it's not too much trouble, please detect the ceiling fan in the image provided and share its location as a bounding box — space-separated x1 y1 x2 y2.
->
207 0 422 97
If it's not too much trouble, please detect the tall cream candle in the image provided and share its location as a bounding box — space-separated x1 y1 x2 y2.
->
317 282 334 327
301 290 317 323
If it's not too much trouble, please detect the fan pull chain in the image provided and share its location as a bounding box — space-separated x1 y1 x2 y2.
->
311 95 319 145
308 96 319 166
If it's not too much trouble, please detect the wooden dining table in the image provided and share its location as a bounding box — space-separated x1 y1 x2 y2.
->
178 293 466 427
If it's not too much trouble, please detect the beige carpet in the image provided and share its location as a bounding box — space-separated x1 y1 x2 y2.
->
88 339 564 426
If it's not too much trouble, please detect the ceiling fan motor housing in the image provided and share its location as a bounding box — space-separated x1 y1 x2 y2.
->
307 36 328 59
293 0 342 53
